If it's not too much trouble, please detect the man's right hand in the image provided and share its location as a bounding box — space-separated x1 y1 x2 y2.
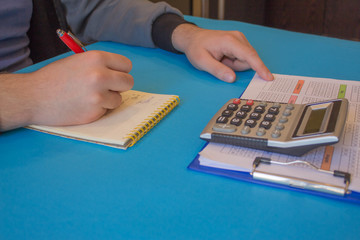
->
0 51 134 131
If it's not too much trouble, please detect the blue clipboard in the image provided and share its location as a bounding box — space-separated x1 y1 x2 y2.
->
188 147 360 205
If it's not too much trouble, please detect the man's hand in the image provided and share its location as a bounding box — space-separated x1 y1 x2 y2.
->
171 24 274 83
0 51 134 131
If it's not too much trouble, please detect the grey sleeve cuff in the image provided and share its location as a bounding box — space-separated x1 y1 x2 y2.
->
151 13 194 53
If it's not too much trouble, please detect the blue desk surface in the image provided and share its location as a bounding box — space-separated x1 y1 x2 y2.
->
1 16 360 240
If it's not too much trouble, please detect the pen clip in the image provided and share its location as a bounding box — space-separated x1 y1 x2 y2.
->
67 31 86 51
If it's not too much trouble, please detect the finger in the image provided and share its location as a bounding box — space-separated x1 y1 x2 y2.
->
97 70 134 93
224 40 274 81
107 71 134 92
221 57 251 72
193 51 236 83
101 91 123 109
242 50 274 81
105 53 132 73
86 50 133 73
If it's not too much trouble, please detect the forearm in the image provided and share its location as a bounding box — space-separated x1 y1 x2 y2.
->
0 74 35 131
171 23 202 53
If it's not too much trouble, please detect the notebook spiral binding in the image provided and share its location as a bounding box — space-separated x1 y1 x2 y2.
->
126 96 180 147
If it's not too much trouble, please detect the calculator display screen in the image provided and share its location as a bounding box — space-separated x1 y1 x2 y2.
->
295 102 334 137
303 108 327 134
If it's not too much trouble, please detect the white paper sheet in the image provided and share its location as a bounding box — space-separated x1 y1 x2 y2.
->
199 74 360 192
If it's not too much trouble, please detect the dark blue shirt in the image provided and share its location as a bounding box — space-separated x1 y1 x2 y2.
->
0 0 33 72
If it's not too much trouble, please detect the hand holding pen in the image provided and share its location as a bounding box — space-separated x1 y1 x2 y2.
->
1 29 134 131
26 30 134 127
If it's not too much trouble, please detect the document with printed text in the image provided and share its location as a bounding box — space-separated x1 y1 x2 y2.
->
199 74 360 192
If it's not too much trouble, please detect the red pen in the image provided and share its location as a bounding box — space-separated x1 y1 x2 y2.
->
56 29 86 53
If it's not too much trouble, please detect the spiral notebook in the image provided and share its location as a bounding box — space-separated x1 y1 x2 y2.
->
28 90 180 149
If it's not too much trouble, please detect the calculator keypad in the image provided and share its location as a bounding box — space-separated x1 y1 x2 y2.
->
213 99 296 139
202 98 348 156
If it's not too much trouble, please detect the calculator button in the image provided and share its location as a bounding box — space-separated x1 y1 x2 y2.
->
230 118 242 126
275 123 285 130
240 105 252 112
250 112 261 120
227 103 238 111
241 126 251 135
282 109 292 116
279 116 288 123
259 102 267 107
264 113 276 122
236 111 248 119
273 102 281 108
260 120 272 129
271 129 281 138
254 106 265 113
222 109 233 117
216 116 228 123
286 104 295 110
212 124 237 133
268 107 280 115
245 119 257 128
256 127 266 136
246 99 254 105
233 98 241 104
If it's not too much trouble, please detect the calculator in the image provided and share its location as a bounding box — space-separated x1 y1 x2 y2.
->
200 98 348 156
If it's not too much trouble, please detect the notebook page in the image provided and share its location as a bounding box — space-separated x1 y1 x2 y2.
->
29 90 177 147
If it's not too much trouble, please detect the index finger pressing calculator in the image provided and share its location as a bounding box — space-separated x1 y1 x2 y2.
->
200 98 348 156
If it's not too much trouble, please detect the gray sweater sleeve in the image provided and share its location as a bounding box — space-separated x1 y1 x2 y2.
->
60 0 183 48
